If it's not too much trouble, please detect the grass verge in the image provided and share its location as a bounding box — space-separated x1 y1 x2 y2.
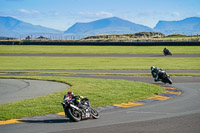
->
0 56 200 70
0 45 200 54
0 76 164 121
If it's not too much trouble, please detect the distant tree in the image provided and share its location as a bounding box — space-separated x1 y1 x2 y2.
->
35 36 50 40
25 36 31 40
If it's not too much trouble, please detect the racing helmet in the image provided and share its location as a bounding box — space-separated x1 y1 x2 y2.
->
67 91 74 96
151 66 156 71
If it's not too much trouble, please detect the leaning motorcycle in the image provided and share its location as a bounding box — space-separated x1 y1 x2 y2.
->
152 70 173 84
163 49 172 56
61 95 99 122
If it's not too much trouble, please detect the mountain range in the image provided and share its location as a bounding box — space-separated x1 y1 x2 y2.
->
154 17 200 35
64 17 153 35
0 16 61 37
0 16 200 38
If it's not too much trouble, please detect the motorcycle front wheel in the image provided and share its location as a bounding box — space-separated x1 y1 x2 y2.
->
91 108 99 119
164 77 172 84
65 107 81 122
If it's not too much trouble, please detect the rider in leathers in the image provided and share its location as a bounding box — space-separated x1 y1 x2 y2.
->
64 91 89 108
163 47 171 55
151 66 163 82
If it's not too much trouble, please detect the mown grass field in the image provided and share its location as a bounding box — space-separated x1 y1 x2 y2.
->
0 45 200 54
0 76 164 121
0 56 199 70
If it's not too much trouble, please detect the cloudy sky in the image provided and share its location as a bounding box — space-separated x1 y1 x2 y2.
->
1 0 200 31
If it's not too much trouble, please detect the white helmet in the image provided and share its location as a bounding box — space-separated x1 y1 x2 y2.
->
151 66 156 71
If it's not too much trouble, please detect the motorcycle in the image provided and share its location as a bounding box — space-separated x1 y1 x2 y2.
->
61 95 99 122
151 69 173 84
163 48 172 56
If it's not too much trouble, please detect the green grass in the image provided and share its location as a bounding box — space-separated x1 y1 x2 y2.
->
165 35 187 38
165 34 200 38
0 45 200 54
0 56 199 70
0 76 164 121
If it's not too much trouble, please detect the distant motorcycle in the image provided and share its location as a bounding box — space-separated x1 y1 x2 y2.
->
151 67 172 84
61 95 99 122
163 48 172 56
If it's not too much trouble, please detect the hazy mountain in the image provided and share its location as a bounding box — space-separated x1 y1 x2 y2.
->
0 16 62 37
1 16 200 38
154 17 200 35
65 17 153 35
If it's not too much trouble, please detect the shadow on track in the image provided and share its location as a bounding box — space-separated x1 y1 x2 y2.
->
20 119 71 123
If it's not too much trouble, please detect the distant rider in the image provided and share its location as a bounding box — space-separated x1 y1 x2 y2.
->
163 47 171 55
151 66 163 82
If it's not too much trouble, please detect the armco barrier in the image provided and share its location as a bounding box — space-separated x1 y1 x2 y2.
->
1 41 200 46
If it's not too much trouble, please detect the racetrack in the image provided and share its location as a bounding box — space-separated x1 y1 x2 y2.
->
0 53 200 133
0 79 69 105
0 76 200 133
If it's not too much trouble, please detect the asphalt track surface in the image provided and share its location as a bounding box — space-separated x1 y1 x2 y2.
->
3 69 200 73
0 53 200 133
0 79 69 105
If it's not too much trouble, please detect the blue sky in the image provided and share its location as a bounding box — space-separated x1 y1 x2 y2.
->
1 0 200 31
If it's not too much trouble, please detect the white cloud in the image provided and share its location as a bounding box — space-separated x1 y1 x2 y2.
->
19 9 29 14
78 11 113 18
19 9 40 14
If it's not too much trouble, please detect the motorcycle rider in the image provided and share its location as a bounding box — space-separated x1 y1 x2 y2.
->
163 47 171 55
64 91 89 108
151 66 163 82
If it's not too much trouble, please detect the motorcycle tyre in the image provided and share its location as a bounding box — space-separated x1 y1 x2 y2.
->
91 108 99 119
168 78 173 84
164 77 172 84
65 107 81 122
